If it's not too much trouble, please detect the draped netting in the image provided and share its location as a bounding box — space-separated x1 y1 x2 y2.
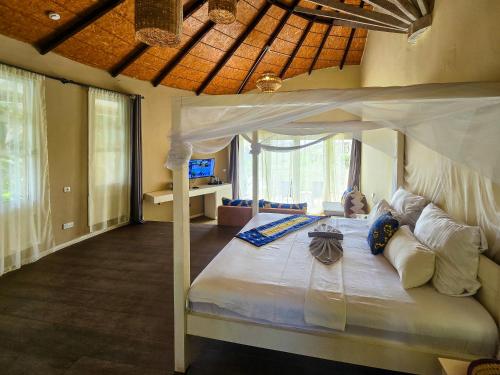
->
167 82 500 187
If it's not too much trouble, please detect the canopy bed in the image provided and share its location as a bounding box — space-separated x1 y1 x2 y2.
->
168 82 500 374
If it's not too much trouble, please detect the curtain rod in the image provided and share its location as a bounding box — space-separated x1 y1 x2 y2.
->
0 61 144 99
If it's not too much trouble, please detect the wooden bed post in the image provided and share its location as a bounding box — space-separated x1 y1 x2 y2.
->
251 131 259 216
172 98 191 373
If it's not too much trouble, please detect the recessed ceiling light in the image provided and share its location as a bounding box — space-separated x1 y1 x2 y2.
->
48 11 61 21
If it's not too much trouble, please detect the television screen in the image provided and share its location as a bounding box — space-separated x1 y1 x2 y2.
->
188 158 215 179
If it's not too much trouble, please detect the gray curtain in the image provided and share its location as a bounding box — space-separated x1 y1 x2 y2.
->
130 96 144 224
347 139 361 190
229 136 239 199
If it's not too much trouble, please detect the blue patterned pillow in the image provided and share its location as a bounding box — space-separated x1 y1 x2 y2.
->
263 201 307 210
367 212 400 255
222 198 264 207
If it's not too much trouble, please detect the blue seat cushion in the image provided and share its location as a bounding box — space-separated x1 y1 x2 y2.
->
263 201 307 210
367 212 400 255
222 198 265 208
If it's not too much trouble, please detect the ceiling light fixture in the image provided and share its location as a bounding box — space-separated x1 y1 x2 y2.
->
209 0 237 24
256 72 282 93
135 0 182 47
47 11 61 21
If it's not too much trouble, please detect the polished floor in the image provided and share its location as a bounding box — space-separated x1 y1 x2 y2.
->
0 222 404 374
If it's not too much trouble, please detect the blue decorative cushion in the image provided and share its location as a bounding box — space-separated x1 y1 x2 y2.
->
263 201 307 210
222 198 264 207
367 212 400 255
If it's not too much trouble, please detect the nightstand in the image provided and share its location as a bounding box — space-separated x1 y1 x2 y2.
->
439 358 470 375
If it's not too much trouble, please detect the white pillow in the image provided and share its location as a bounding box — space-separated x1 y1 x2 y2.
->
367 199 402 226
390 188 429 229
414 203 487 296
384 225 435 289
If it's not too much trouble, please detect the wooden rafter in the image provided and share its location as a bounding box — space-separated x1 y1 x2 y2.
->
390 0 421 21
237 0 300 94
414 0 429 15
110 0 208 78
308 0 408 29
37 0 125 55
196 2 272 95
279 7 319 79
110 43 149 77
152 21 215 87
308 23 332 74
362 0 412 24
295 6 407 32
340 1 365 70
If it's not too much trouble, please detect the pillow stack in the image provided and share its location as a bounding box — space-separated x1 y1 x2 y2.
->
413 203 487 296
390 188 429 230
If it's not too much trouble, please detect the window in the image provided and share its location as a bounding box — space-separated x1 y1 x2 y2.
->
88 88 131 230
0 64 54 275
239 133 351 214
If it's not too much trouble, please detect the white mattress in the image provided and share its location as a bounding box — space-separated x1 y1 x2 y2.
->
188 213 498 357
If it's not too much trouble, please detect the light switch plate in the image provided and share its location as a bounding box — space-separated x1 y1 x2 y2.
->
62 222 74 230
63 186 71 193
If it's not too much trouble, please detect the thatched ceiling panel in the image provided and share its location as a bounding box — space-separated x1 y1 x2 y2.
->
270 38 296 56
182 54 217 72
189 43 226 62
234 43 262 60
0 0 371 94
245 29 270 49
296 45 317 58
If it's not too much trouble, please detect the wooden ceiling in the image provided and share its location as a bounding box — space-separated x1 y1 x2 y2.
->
0 0 432 94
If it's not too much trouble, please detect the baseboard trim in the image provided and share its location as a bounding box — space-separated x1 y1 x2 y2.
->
190 213 204 219
51 222 129 253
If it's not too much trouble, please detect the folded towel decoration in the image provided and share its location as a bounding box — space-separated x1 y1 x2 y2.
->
309 223 343 264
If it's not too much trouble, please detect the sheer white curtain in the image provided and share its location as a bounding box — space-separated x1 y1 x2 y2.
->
88 88 131 231
239 132 351 213
0 64 54 276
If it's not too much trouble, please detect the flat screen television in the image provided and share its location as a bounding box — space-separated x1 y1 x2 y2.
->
188 158 215 179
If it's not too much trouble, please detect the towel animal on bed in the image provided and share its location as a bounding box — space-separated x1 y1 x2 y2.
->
308 223 343 265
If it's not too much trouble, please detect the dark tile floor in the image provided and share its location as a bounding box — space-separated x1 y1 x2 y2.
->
0 222 404 374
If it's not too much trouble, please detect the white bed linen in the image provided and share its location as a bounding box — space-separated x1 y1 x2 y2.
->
188 213 498 356
189 213 346 331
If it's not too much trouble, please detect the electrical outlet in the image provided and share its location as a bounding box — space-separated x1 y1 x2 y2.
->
63 186 71 193
62 222 74 230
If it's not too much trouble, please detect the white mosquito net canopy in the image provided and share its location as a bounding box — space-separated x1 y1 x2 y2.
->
167 82 500 183
166 81 500 262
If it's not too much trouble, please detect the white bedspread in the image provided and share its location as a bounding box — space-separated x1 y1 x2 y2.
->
189 213 499 356
189 213 347 330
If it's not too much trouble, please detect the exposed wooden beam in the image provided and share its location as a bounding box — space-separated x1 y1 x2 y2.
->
196 2 272 95
237 0 300 94
308 0 408 29
414 0 429 15
362 0 412 24
389 0 420 21
237 45 270 93
109 0 207 78
308 23 333 75
152 21 215 87
295 6 407 32
279 9 318 79
340 0 365 70
37 0 125 55
110 43 149 77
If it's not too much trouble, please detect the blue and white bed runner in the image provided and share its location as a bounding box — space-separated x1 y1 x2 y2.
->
236 214 324 247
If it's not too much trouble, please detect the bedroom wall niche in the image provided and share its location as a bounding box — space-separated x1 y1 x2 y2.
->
360 0 500 264
0 34 229 241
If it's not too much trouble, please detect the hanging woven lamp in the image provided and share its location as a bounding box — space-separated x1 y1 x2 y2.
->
209 0 237 24
256 72 282 93
135 0 182 47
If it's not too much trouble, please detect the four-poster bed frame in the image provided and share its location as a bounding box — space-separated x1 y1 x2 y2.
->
170 90 500 375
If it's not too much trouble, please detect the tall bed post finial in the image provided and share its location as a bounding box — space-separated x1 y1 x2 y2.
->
172 97 191 373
